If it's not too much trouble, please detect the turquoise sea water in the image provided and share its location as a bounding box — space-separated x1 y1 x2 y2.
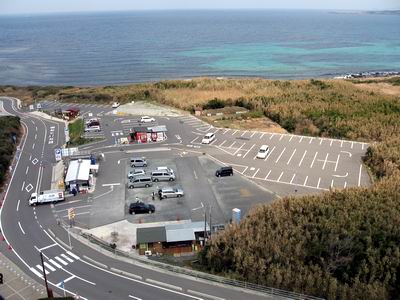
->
0 10 399 85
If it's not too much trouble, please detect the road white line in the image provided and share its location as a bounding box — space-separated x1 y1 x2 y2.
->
334 154 340 172
290 174 296 184
38 243 57 251
190 136 199 144
265 146 275 161
218 140 226 147
265 170 272 179
242 144 255 158
322 153 329 170
304 176 308 186
67 251 80 260
49 259 62 269
259 132 265 139
36 264 49 275
277 172 284 182
344 181 347 188
145 278 182 291
252 168 260 178
16 199 20 211
55 256 68 266
233 142 245 156
30 267 43 278
187 289 226 300
55 204 92 213
18 221 25 235
351 141 354 149
228 141 236 148
340 140 344 148
62 211 90 218
310 152 318 168
279 134 284 141
331 179 334 188
319 138 323 145
330 140 333 146
317 177 321 189
270 133 275 140
63 275 76 283
275 147 286 163
25 165 29 174
193 170 198 179
241 131 248 137
61 253 74 263
286 149 296 165
102 183 121 187
309 137 314 144
32 143 35 149
362 143 365 150
299 136 304 143
232 130 238 135
222 129 230 135
129 295 143 300
250 131 256 138
298 150 307 167
289 135 294 142
358 164 363 187
34 133 37 139
21 181 25 191
43 262 56 272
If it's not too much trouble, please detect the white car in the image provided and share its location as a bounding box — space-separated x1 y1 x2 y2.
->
128 169 145 179
140 116 155 123
156 166 175 175
202 132 216 144
85 118 98 125
256 145 270 159
112 102 120 108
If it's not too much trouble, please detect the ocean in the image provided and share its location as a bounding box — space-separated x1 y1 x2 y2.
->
0 10 399 85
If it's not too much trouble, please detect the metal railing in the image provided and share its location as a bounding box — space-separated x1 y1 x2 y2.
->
81 232 324 300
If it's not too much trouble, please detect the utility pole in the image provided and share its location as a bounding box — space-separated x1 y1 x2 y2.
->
40 252 53 298
204 210 207 244
209 205 212 240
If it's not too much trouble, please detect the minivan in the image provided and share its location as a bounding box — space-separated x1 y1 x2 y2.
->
130 157 147 168
127 176 152 189
202 132 216 144
84 125 101 133
151 171 175 182
158 187 184 199
215 166 233 177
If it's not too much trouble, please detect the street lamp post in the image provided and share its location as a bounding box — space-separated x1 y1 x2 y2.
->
192 202 212 244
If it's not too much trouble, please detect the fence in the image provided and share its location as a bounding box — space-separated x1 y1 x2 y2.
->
81 232 324 300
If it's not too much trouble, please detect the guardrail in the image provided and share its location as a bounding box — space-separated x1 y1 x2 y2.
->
81 232 324 300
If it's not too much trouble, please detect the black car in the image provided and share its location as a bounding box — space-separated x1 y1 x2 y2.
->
129 201 155 214
215 166 233 177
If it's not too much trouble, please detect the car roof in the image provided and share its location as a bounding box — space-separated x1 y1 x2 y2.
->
221 166 232 170
260 145 269 150
205 132 214 137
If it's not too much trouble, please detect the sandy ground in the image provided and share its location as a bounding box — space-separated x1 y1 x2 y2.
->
112 101 185 117
355 82 400 96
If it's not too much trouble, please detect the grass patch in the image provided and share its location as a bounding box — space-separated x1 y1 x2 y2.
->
68 119 101 146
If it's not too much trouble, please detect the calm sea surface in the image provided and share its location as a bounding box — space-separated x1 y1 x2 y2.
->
0 10 399 85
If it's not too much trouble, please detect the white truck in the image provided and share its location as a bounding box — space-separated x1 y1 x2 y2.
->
29 190 65 206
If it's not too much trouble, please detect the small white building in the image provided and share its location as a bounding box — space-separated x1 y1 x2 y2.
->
65 159 97 193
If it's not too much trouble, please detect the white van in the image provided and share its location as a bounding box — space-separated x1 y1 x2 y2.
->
29 190 64 206
202 132 216 144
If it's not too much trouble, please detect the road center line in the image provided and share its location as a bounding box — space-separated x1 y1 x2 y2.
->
16 199 20 211
18 221 26 235
25 165 29 174
21 181 25 191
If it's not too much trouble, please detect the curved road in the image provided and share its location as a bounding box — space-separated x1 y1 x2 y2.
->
0 97 271 300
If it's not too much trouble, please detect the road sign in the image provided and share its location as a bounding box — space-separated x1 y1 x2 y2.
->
37 103 42 110
29 104 34 110
59 280 64 288
54 148 62 161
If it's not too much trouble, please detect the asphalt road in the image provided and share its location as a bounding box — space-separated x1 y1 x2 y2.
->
0 97 276 300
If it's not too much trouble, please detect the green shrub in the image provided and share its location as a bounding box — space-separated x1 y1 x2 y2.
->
203 98 225 109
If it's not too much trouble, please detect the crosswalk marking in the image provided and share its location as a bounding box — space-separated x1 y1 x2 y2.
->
30 267 44 278
67 251 80 260
49 259 62 269
44 262 56 272
55 256 68 266
61 253 74 263
36 264 49 275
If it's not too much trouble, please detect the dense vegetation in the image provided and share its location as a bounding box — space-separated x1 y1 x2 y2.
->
67 119 100 146
0 116 20 190
199 172 400 299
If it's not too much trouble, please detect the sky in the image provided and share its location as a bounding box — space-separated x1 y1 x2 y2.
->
1 0 399 15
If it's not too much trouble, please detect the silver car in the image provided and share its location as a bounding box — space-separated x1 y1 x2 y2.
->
158 187 184 199
128 169 145 179
130 157 147 168
151 171 175 182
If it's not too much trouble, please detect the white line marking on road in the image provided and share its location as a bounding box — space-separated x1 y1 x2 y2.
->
232 130 238 135
358 164 363 187
275 147 286 163
223 129 230 135
250 131 256 138
309 137 314 144
344 181 347 188
330 140 333 146
277 172 284 182
340 140 344 148
289 135 294 142
21 181 25 191
55 256 68 266
270 133 275 140
290 174 296 184
62 275 76 284
218 140 226 147
260 132 265 139
265 146 275 161
62 211 90 218
333 172 348 178
25 165 29 174
16 199 20 211
286 149 297 165
317 178 321 189
304 176 308 186
29 154 32 160
36 265 49 275
38 243 57 251
29 267 43 278
187 289 226 300
32 143 35 149
331 179 334 188
241 131 248 137
128 295 143 300
334 154 340 172
252 168 260 178
49 259 62 269
193 170 198 179
32 158 38 165
67 251 80 260
190 136 199 144
322 153 329 170
233 142 245 156
61 253 74 263
310 152 318 168
299 136 304 143
319 138 323 145
351 142 354 149
298 150 307 167
102 183 121 187
228 141 236 148
44 262 56 272
34 134 37 139
362 143 365 150
242 144 255 158
265 170 272 179
18 221 25 235
279 134 284 141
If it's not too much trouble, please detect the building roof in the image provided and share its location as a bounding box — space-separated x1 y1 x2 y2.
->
148 125 167 133
165 221 209 233
166 228 195 243
65 159 91 183
132 127 149 133
137 226 166 244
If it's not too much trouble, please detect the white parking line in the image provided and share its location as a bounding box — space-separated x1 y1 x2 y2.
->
340 140 344 148
286 149 297 165
252 168 260 178
344 181 347 188
265 146 275 161
223 129 230 134
330 140 333 146
298 150 307 167
322 153 329 170
319 138 323 145
228 141 237 148
232 130 238 135
277 172 284 181
290 174 296 184
265 170 272 179
309 137 314 144
218 140 227 147
317 178 321 188
275 147 286 163
190 136 199 144
334 154 340 172
331 179 334 188
299 136 304 143
242 144 255 159
304 176 308 186
241 131 248 137
362 143 365 150
289 135 294 142
233 143 245 156
310 152 318 168
250 131 256 138
270 133 275 140
259 132 265 139
279 135 284 141
358 164 363 187
351 141 354 149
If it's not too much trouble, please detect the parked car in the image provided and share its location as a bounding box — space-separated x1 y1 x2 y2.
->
127 169 145 179
127 176 153 189
112 102 120 108
158 187 184 199
140 116 155 123
87 120 100 127
84 125 101 132
156 166 175 175
215 166 233 177
85 118 99 125
256 145 270 159
130 157 147 168
129 201 155 214
202 132 216 144
151 170 175 182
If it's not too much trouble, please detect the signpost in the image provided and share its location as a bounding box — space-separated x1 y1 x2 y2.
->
54 148 62 162
64 127 70 144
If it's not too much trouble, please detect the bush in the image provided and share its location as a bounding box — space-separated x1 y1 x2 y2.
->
202 98 225 110
0 116 20 189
